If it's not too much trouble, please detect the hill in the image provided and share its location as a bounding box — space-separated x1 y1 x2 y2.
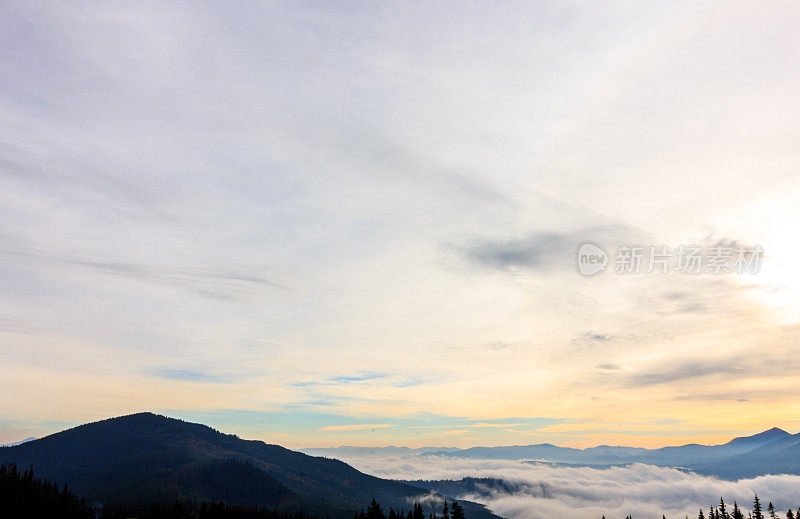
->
0 413 499 519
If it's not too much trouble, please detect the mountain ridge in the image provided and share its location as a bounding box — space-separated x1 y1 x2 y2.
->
0 413 500 519
308 427 792 455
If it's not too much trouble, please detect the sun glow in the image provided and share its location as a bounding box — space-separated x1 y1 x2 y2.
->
744 227 800 325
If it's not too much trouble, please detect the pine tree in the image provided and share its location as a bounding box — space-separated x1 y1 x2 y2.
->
367 499 384 519
754 494 764 519
700 509 706 519
442 500 450 519
451 501 465 519
733 502 744 519
787 510 795 519
769 503 776 519
721 498 730 519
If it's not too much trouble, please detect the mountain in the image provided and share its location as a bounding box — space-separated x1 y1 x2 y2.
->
627 427 791 467
694 431 800 479
0 437 36 447
725 427 790 448
0 413 500 519
582 445 649 459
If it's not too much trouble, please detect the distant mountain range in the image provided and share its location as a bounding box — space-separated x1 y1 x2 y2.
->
0 436 36 447
302 446 462 457
0 413 499 519
307 427 799 480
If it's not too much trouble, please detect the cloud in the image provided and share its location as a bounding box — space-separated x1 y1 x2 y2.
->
297 374 432 390
147 368 232 383
454 225 648 273
459 232 569 270
471 423 526 429
318 424 397 432
322 453 800 519
673 393 750 402
573 331 616 347
0 246 289 300
330 374 390 383
484 342 528 352
627 360 747 387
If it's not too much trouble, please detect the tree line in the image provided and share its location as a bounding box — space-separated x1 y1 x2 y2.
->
1 462 90 519
698 495 799 519
2 462 468 519
355 498 466 519
605 494 800 519
0 462 319 519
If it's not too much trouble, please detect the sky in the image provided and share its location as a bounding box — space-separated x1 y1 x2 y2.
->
1 1 800 448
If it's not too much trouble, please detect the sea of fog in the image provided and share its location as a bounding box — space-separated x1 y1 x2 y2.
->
324 453 800 519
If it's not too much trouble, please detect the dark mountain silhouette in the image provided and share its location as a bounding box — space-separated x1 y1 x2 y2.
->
0 413 499 519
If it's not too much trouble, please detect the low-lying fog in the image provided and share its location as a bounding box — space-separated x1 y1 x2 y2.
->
325 453 800 519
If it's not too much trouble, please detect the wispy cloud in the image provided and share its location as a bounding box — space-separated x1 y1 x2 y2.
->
318 424 397 432
147 368 232 383
437 429 470 436
0 245 288 299
470 423 526 429
627 360 748 387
